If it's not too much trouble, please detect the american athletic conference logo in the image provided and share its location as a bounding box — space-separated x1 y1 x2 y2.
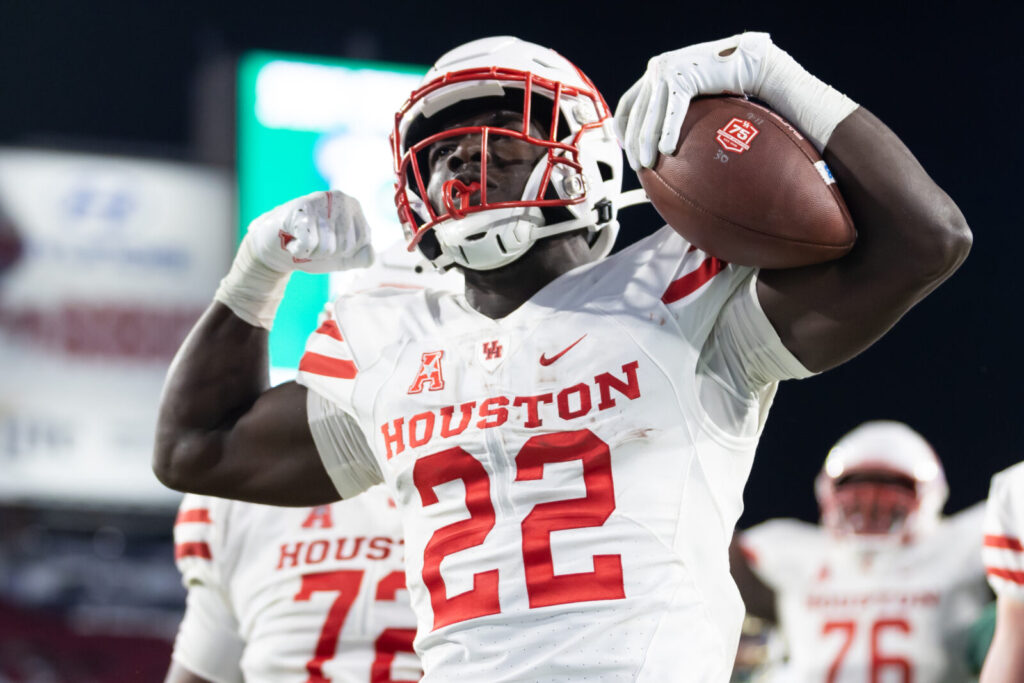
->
408 351 445 394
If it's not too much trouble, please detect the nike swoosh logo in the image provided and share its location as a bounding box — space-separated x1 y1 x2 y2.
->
539 335 587 366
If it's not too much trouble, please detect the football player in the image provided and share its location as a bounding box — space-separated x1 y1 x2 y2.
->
153 34 972 680
979 461 1024 682
165 488 422 683
732 421 990 682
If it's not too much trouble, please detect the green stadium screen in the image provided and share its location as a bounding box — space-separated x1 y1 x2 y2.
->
237 51 426 380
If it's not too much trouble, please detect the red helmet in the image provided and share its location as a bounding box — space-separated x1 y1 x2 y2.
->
391 36 623 271
815 421 948 541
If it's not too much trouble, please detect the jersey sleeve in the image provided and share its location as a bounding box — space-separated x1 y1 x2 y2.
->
983 462 1024 600
649 227 813 438
739 518 821 591
703 274 815 390
174 493 222 588
171 494 244 683
296 307 384 498
171 583 245 683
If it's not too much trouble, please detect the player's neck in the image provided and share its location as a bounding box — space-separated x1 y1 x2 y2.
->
461 233 593 319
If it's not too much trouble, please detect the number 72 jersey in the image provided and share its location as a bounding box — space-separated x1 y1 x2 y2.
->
172 487 421 683
300 227 814 681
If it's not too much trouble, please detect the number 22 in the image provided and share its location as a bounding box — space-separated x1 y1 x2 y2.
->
413 429 625 630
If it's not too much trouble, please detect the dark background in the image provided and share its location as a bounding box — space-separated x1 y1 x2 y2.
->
2 0 1020 524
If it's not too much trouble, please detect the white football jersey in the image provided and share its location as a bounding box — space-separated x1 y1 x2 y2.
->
171 486 422 683
298 226 812 682
983 461 1024 601
740 505 989 683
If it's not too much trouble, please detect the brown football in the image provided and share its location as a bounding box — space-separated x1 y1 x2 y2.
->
638 96 856 268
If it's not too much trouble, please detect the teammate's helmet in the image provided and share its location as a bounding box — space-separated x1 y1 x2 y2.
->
815 421 948 541
391 36 622 271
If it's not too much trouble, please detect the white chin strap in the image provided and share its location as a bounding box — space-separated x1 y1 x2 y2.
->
429 187 649 272
433 205 545 271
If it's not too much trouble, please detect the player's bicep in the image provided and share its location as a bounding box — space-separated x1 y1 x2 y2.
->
212 381 340 506
755 108 971 372
755 258 911 373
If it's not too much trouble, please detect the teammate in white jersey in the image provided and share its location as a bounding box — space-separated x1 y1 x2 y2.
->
154 34 972 681
732 421 990 682
979 462 1024 682
165 487 422 683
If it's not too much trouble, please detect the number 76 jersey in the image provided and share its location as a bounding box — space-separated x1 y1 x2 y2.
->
299 227 813 681
740 508 990 683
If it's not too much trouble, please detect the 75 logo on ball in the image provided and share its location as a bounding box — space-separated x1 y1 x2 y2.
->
716 118 759 154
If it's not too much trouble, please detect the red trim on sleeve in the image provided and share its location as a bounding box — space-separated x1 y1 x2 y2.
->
987 567 1024 585
175 542 212 560
740 544 758 567
299 351 358 379
661 256 727 304
985 534 1024 552
315 319 344 342
175 508 211 525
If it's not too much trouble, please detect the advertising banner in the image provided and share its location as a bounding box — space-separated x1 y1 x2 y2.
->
0 148 233 507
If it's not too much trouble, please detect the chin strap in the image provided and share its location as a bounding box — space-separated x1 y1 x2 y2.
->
614 188 650 210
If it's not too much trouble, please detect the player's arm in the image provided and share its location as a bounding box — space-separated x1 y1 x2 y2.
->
153 191 373 506
754 105 969 370
729 534 778 623
980 596 1024 683
616 33 970 372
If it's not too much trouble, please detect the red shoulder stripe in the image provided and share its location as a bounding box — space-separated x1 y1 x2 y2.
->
175 508 211 525
299 351 358 379
662 256 726 305
985 534 1024 552
175 542 212 561
987 567 1024 584
315 319 344 342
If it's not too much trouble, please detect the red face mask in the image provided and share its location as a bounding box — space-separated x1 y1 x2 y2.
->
830 476 920 536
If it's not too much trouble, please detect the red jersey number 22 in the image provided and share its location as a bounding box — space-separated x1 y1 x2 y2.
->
413 429 625 630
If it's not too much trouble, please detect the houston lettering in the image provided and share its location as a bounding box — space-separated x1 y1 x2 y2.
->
380 360 640 459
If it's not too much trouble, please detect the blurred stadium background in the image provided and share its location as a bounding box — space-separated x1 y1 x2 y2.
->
0 0 1020 679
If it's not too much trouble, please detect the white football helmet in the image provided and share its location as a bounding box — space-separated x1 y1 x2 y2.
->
390 36 623 271
815 421 948 541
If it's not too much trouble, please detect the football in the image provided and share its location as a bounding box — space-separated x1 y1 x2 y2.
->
637 96 856 269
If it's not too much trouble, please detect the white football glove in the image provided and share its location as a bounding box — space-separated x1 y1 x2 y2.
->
247 190 373 275
615 32 857 170
215 190 374 329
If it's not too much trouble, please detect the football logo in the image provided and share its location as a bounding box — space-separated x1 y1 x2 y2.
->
716 118 759 154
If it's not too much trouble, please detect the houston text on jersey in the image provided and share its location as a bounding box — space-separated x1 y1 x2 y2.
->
379 360 641 459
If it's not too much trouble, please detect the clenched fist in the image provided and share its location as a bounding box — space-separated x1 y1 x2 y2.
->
247 190 374 274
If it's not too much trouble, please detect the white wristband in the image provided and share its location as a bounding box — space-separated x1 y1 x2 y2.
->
755 44 859 152
213 235 290 330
